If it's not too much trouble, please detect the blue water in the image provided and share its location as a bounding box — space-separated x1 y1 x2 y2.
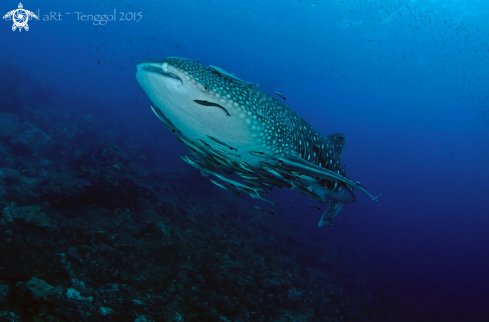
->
2 0 489 321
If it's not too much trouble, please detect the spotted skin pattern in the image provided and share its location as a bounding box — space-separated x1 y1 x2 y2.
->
165 58 354 196
137 58 381 226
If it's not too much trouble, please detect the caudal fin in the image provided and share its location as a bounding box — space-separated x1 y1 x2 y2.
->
318 201 344 227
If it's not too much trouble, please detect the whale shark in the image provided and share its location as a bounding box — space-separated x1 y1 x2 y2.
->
136 57 381 227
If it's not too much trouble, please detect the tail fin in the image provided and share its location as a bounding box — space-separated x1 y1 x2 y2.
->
318 200 344 227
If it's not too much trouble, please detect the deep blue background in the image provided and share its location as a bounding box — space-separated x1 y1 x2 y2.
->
2 0 489 320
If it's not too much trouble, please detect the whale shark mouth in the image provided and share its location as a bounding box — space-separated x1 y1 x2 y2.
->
137 60 183 85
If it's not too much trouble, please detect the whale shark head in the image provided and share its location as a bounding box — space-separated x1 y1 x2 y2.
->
136 57 259 153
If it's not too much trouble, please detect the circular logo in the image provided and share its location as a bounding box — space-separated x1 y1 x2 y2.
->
13 9 28 28
3 3 38 32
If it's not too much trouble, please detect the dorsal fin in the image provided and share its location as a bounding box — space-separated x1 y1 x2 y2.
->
327 133 346 154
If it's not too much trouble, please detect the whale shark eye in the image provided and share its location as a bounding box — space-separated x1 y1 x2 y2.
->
203 86 208 91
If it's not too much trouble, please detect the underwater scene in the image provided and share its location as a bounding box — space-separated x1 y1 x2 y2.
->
1 0 488 321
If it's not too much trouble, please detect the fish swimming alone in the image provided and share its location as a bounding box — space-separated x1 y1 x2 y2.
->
136 57 381 227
